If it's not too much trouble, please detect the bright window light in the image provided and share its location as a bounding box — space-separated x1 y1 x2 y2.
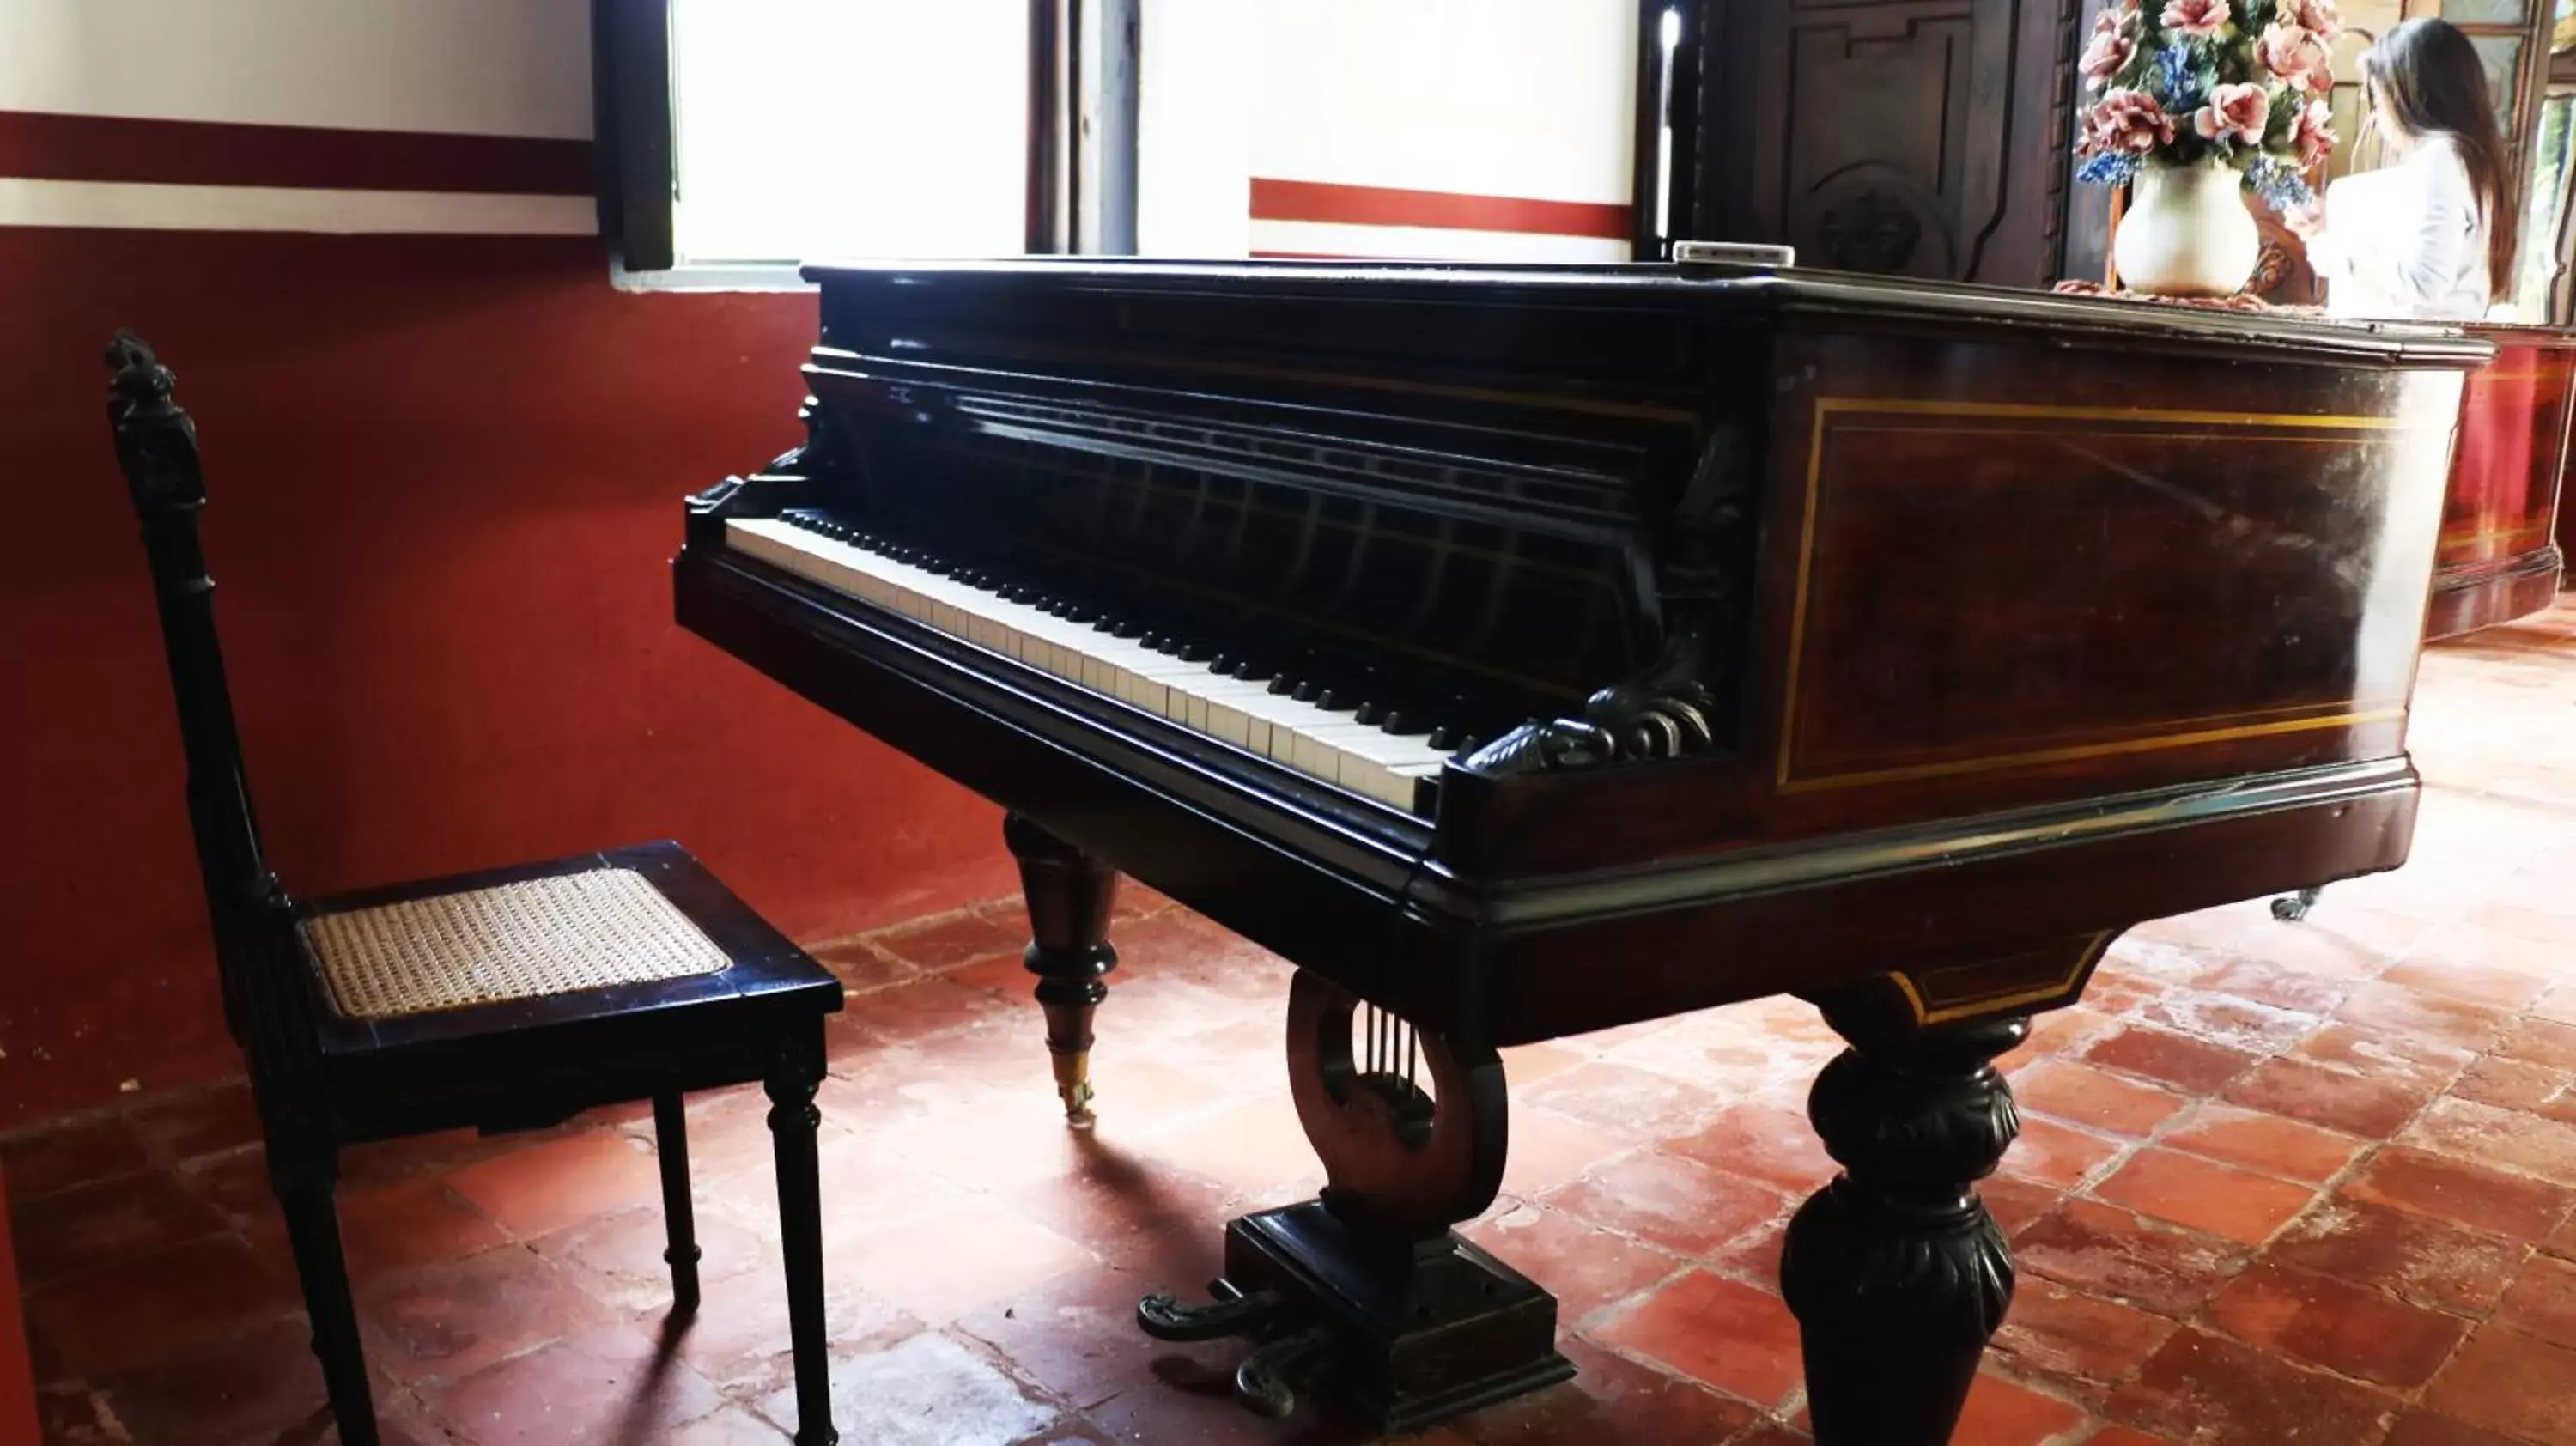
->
670 0 1028 266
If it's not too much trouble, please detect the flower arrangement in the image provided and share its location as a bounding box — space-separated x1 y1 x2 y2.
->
2073 0 2342 212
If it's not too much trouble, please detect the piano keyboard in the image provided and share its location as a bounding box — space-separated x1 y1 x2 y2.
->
727 515 1458 813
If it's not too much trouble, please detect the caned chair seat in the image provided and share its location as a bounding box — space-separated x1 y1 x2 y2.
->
300 867 732 1021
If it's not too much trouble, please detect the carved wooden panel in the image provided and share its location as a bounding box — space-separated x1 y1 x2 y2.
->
1751 326 2465 831
1696 0 2080 286
2426 327 2576 638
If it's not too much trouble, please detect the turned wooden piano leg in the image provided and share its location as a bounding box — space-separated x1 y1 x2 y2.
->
1003 812 1121 1122
1783 999 2026 1446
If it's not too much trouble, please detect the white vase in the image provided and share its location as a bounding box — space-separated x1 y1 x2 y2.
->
2114 161 2261 298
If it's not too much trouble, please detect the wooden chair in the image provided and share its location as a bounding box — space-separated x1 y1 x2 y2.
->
100 333 843 1446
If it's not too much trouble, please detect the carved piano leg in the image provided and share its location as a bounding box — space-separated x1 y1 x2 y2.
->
1003 813 1121 1122
1137 969 1571 1430
1783 993 2027 1446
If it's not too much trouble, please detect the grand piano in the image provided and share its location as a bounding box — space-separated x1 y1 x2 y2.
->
674 256 2484 1444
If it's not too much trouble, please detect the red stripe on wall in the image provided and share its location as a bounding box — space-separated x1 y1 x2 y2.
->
1249 179 1630 240
0 110 592 196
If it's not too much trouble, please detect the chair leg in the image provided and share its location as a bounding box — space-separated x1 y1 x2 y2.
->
653 1092 702 1315
271 1155 379 1446
767 1025 838 1446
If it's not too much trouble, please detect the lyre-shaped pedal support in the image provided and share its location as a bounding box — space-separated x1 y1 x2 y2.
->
1133 970 1571 1430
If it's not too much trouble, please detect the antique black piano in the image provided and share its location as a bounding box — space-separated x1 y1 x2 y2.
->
674 257 2482 1444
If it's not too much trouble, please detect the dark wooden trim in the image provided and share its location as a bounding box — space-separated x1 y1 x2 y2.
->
1026 0 1067 254
1665 4 1700 252
2426 549 2565 639
1630 0 1667 258
0 110 592 195
597 0 675 271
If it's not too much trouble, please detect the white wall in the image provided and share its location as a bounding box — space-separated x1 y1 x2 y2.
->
1138 0 1253 257
1251 0 1634 204
0 0 592 137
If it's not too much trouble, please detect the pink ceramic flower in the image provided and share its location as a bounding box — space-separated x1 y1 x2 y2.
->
2160 0 2230 39
2259 22 2330 90
2086 88 2178 155
2281 0 2343 41
2081 27 2137 86
2293 98 2336 169
2193 82 2271 145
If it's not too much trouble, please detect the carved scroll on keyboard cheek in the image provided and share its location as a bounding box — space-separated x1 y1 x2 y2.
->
1460 680 1722 775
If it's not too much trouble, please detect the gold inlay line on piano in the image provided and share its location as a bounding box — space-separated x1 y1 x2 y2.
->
1889 931 2116 1025
1775 396 2428 793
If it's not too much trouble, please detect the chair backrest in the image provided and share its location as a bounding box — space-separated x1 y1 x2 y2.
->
105 333 296 1049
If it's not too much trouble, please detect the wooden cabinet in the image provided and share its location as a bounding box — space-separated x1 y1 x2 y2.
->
1686 0 2083 287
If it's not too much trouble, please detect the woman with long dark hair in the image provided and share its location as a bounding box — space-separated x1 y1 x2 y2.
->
2287 17 2519 319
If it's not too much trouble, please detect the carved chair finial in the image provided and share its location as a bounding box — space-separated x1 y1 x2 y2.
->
104 330 204 513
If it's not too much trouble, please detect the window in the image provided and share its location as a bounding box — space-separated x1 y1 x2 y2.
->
2515 90 2576 319
597 0 1081 275
598 0 1661 278
668 0 1030 265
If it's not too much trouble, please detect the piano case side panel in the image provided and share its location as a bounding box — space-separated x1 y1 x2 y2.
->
1738 325 2463 838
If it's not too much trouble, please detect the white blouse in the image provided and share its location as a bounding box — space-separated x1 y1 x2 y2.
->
2308 134 2494 322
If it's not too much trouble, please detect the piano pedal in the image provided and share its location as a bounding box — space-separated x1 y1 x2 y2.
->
2270 885 2323 922
1136 1286 1290 1343
1234 1325 1338 1419
1136 1204 1572 1431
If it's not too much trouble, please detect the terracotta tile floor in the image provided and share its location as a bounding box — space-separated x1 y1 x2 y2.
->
14 601 2576 1446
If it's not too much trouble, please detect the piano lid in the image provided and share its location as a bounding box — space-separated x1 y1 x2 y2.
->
794 256 2495 370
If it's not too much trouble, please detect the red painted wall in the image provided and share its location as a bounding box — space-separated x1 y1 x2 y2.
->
0 228 1013 1126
